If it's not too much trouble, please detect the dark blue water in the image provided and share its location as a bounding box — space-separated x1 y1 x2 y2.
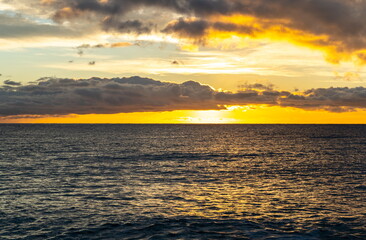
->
0 124 365 239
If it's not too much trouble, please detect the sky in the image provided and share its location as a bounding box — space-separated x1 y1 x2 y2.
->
1 0 366 123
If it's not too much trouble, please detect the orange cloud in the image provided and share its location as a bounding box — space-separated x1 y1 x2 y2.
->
110 42 132 48
165 14 366 64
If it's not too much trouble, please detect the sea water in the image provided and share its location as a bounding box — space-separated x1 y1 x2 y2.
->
0 124 365 239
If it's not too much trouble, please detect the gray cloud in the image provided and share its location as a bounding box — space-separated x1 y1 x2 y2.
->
76 42 133 55
48 0 243 19
162 18 209 39
101 17 153 34
12 0 364 62
0 76 217 116
1 76 366 116
3 80 22 86
163 18 257 41
0 13 88 39
238 83 275 91
287 87 366 110
44 0 246 36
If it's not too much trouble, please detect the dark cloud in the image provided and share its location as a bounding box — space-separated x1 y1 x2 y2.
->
19 0 366 63
0 76 217 116
163 18 209 39
88 61 96 65
163 18 257 41
286 87 366 110
102 18 153 34
171 60 184 65
217 86 366 112
3 80 22 86
1 76 366 116
48 0 243 20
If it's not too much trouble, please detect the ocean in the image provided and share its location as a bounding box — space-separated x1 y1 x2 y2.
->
0 124 365 239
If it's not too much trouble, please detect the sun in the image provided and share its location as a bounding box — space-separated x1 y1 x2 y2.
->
182 110 237 124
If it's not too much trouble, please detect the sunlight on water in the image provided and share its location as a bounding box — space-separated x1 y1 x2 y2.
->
0 124 365 239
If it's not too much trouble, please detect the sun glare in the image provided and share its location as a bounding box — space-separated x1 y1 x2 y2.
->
183 110 237 124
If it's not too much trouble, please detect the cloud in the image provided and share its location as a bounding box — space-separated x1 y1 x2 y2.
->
171 60 181 65
8 0 366 64
1 76 366 117
334 72 361 82
3 80 22 86
46 0 242 19
110 42 133 48
238 83 275 91
101 17 153 34
0 13 87 39
283 87 366 111
0 76 217 116
75 42 132 55
163 18 210 39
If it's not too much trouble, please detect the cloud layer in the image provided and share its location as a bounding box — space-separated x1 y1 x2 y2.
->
4 0 364 63
0 13 83 39
1 76 366 116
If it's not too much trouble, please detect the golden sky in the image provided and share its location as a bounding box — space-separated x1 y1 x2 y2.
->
1 0 366 123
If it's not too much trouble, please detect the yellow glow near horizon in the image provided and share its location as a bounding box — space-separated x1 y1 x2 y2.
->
2 106 366 124
181 110 237 124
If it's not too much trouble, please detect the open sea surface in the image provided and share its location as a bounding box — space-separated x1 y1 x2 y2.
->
0 124 365 239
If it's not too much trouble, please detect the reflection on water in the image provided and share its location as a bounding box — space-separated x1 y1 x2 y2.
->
0 124 365 239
